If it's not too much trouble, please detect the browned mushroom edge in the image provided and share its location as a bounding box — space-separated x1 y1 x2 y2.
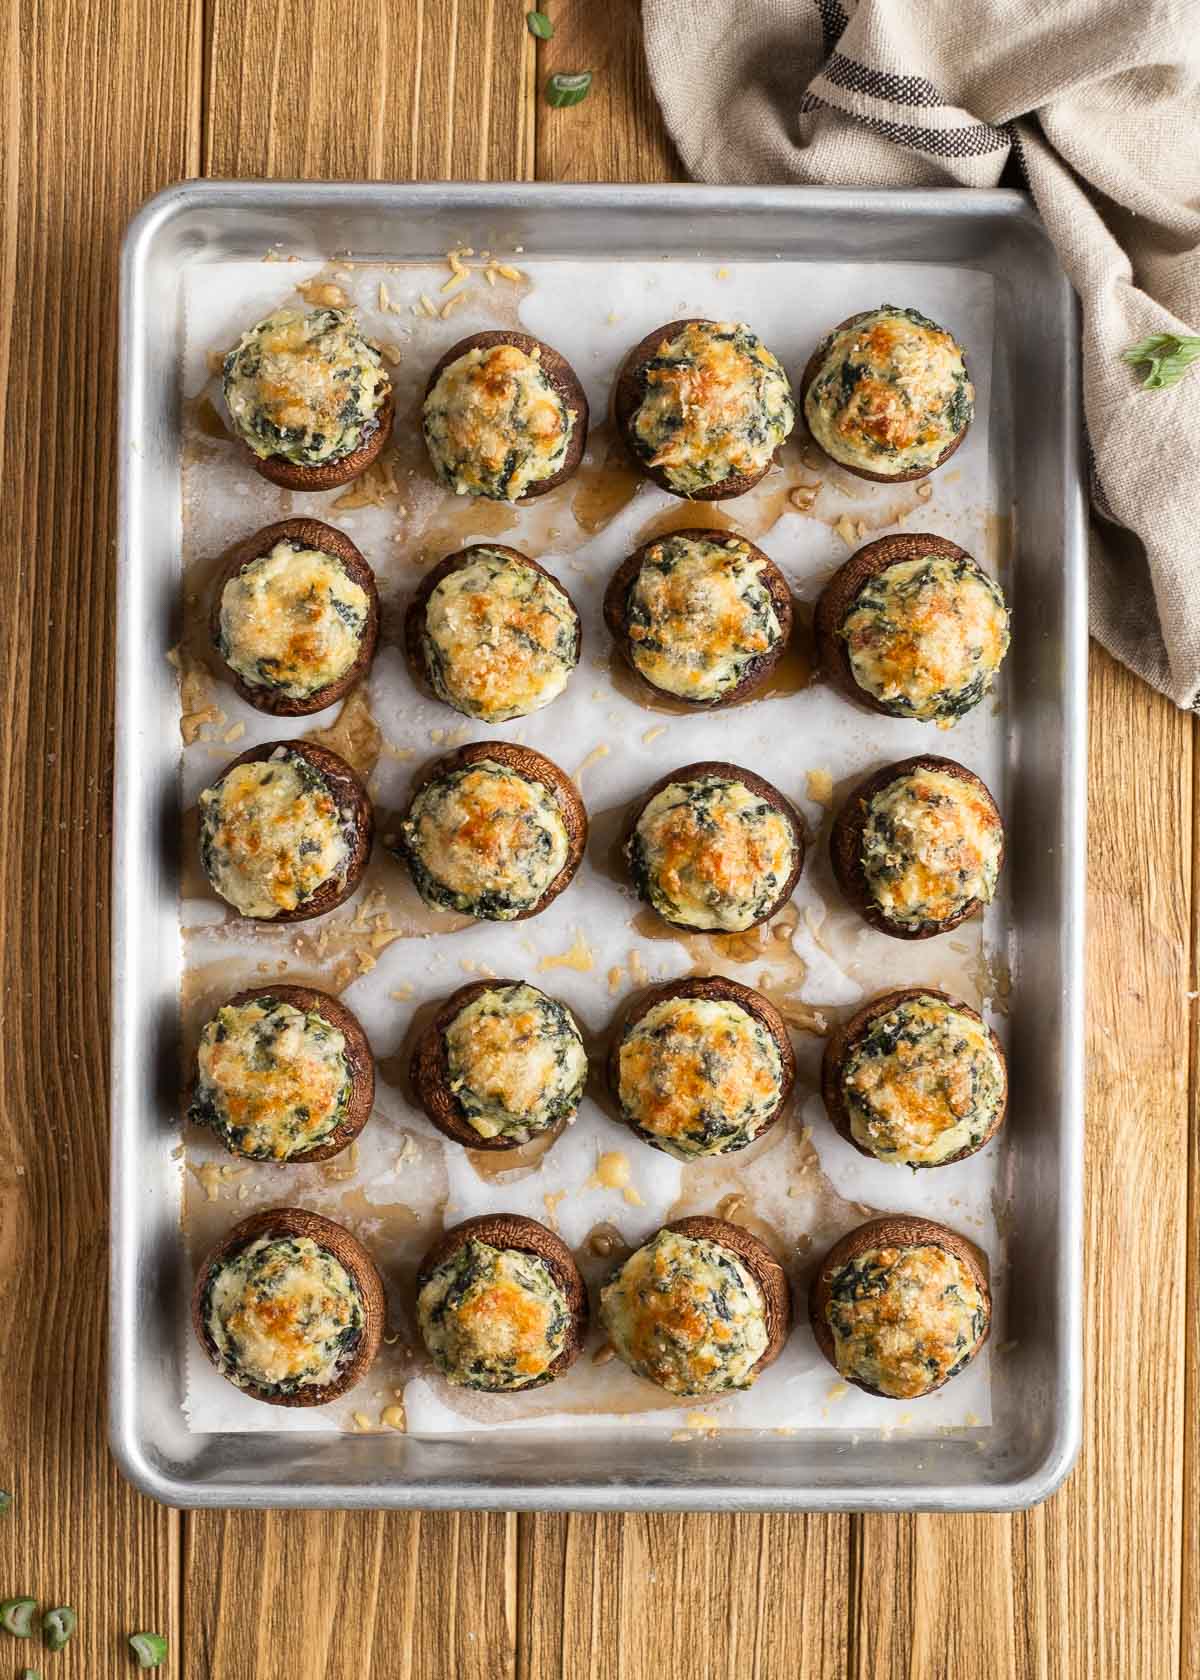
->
828 754 1003 941
613 319 782 501
798 313 968 484
403 543 582 713
415 1212 589 1385
607 975 796 1157
820 986 1007 1167
245 384 395 492
422 330 589 500
603 528 793 709
395 740 588 922
813 532 974 717
410 977 585 1152
190 1206 386 1407
189 982 375 1165
662 1214 792 1378
623 759 806 935
200 739 374 924
208 517 381 717
808 1213 992 1398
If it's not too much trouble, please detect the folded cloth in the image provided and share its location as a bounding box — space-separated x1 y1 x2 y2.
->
643 0 1200 706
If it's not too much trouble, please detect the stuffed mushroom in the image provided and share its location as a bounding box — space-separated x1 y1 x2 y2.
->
609 976 795 1160
604 528 792 707
411 978 588 1150
405 544 581 722
211 518 380 717
191 1207 385 1407
394 741 587 922
222 306 393 490
416 1213 588 1392
800 304 973 483
830 755 1003 940
821 987 1007 1168
614 318 795 499
625 761 805 935
189 984 375 1164
422 330 588 501
197 740 373 923
600 1216 790 1397
809 1214 991 1398
815 532 1008 723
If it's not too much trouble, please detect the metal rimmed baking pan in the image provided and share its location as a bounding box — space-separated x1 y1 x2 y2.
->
112 181 1086 1511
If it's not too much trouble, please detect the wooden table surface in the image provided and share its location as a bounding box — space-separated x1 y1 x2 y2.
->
1 2 1195 1675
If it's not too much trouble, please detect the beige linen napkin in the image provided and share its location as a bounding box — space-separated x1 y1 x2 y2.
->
643 0 1200 706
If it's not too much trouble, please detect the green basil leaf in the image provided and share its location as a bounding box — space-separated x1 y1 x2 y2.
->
1121 331 1200 390
545 71 592 108
526 10 553 38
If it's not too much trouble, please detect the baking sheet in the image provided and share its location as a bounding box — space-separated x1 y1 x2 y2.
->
175 251 1011 1444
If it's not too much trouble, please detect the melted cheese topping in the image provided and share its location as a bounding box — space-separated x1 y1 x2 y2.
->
191 996 351 1161
842 555 1009 722
600 1228 768 1395
400 760 570 920
422 550 578 721
859 767 1002 930
618 995 783 1159
418 1238 569 1390
624 534 783 701
805 306 973 476
223 307 389 466
423 342 576 500
205 1234 364 1393
824 1242 986 1398
219 541 370 700
444 982 587 1141
628 774 797 932
841 995 1004 1166
199 749 350 919
630 321 794 495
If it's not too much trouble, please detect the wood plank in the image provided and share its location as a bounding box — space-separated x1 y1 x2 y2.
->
1181 717 1200 1680
851 646 1192 1678
0 0 200 1672
518 1513 850 1679
181 8 531 1676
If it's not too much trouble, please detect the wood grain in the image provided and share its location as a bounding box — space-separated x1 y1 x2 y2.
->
0 1 200 1673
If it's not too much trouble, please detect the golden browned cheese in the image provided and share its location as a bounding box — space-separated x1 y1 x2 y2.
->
824 1243 986 1398
220 542 370 699
860 768 1001 928
630 776 796 931
199 752 348 918
417 1239 569 1389
423 344 575 500
192 997 350 1160
206 1235 363 1391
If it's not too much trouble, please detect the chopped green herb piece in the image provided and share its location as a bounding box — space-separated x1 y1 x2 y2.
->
1121 331 1200 390
20 1669 41 1679
526 10 553 37
0 1491 10 1514
545 71 592 107
1 1598 38 1638
129 1632 169 1669
42 1608 76 1652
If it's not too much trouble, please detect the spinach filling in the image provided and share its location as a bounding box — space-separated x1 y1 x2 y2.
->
418 1239 569 1390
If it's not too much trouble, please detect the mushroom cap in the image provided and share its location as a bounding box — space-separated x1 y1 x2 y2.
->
192 982 376 1165
828 753 1004 940
603 527 793 709
624 758 806 935
209 517 380 717
662 1214 792 1377
399 740 588 921
245 385 395 492
415 1212 589 1386
798 311 970 483
614 318 785 501
202 738 374 924
422 330 589 499
607 974 796 1156
813 531 977 717
820 986 1007 1167
808 1213 992 1397
403 543 582 714
410 977 585 1152
190 1205 386 1407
